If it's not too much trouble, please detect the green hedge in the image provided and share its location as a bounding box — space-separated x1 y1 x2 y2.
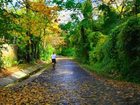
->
92 16 140 83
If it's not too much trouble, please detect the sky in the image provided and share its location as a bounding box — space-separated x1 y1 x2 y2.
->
11 0 101 24
11 0 77 24
58 10 73 24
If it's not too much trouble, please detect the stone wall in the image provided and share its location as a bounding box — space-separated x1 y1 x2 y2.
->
1 44 17 67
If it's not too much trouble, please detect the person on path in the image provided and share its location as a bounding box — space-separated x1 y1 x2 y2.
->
51 52 56 69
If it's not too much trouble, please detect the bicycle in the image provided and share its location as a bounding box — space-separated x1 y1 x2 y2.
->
52 62 56 70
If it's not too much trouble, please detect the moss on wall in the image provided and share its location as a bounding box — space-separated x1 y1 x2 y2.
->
1 44 18 67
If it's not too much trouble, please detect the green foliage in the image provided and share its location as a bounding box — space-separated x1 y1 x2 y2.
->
59 0 95 63
82 0 93 18
88 32 107 64
57 0 140 83
65 0 76 9
40 44 54 61
98 4 120 34
0 9 20 42
116 16 140 82
59 47 75 56
94 26 123 74
2 56 18 68
91 16 140 83
0 47 3 69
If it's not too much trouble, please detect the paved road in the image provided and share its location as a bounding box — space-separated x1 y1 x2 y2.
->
0 58 140 105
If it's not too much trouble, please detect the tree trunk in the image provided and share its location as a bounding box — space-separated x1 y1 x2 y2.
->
25 0 31 63
26 40 31 63
80 26 89 62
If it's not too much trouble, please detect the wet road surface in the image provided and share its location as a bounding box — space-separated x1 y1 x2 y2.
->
0 58 140 105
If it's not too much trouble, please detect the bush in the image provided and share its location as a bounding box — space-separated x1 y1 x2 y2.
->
89 32 107 64
60 47 75 56
94 16 140 82
100 23 125 72
116 16 140 82
40 44 54 61
89 16 140 83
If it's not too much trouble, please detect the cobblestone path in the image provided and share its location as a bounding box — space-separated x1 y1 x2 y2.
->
0 58 140 105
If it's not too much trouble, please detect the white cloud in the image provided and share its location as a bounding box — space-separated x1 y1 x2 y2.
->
58 10 73 24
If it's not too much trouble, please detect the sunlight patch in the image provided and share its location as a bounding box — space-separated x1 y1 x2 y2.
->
11 71 26 79
56 70 73 75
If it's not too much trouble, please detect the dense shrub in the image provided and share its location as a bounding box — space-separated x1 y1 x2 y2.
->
59 47 75 56
116 16 140 82
101 23 125 72
40 44 54 61
88 32 107 64
93 16 140 82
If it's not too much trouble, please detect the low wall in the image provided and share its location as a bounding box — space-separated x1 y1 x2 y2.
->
1 44 18 67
